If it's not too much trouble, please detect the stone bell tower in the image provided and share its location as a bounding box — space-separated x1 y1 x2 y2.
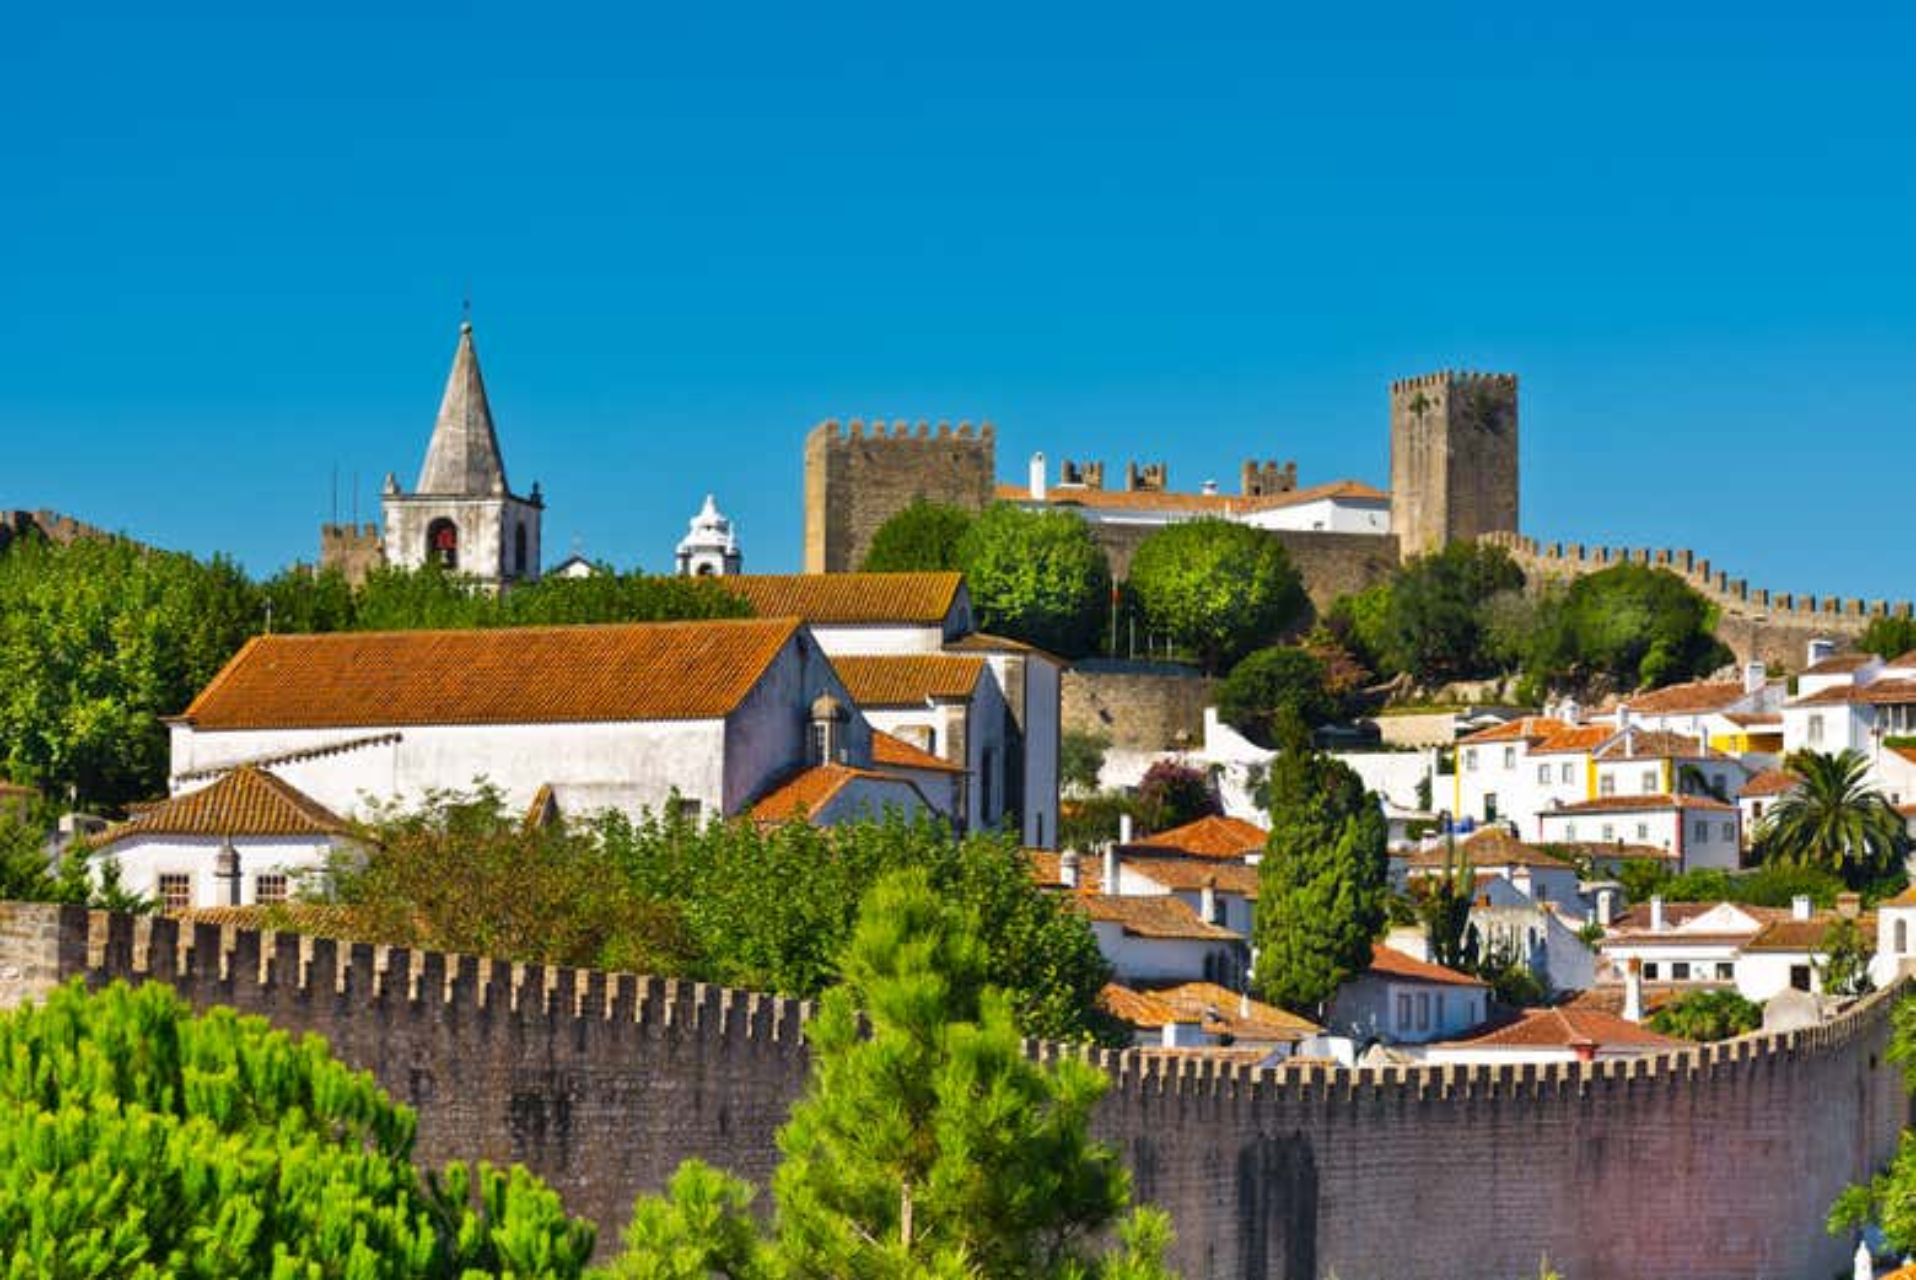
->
381 321 544 587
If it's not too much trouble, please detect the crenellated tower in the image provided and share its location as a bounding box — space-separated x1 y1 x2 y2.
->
1389 370 1519 554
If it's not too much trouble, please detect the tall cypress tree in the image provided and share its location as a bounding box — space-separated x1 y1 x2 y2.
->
1252 714 1389 1016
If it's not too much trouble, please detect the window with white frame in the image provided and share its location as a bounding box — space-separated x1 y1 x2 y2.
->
1640 770 1659 793
1538 764 1552 784
1503 747 1516 769
1721 821 1735 841
1693 820 1707 841
1672 961 1692 981
1601 823 1615 841
1808 715 1824 746
1636 822 1649 840
1561 762 1574 784
1894 918 1909 954
1599 775 1616 796
157 874 192 914
1641 961 1659 980
1463 749 1478 772
1715 962 1734 981
1416 993 1431 1031
254 873 288 905
1396 993 1412 1030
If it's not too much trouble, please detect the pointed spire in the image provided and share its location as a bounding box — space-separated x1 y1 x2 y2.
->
415 321 509 496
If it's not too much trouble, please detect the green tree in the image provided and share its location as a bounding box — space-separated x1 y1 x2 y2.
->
1060 730 1111 795
0 980 595 1278
1645 989 1762 1041
1132 760 1220 835
1858 615 1916 661
1828 993 1914 1256
607 871 1174 1279
957 506 1111 658
1125 519 1306 674
1415 832 1480 973
1324 582 1393 676
1253 717 1388 1014
1372 542 1525 683
1817 917 1876 996
861 500 977 573
1757 750 1911 889
1526 563 1730 690
1215 646 1339 747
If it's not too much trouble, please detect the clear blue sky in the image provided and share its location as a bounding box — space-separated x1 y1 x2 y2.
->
3 2 1912 599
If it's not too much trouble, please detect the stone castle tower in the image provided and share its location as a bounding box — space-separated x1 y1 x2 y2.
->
379 321 544 588
803 419 995 572
1388 371 1520 554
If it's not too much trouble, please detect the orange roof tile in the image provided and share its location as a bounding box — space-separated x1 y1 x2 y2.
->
1532 725 1613 754
1550 840 1680 863
748 764 928 824
1888 884 1916 908
176 902 369 935
1442 1007 1684 1051
870 731 967 773
182 619 802 730
1076 893 1242 940
1457 716 1570 746
1546 793 1735 816
716 572 964 625
1742 915 1875 953
1146 981 1321 1040
1893 745 1917 764
1788 679 1917 708
1402 827 1572 871
93 768 348 848
1738 768 1799 798
1099 983 1194 1027
1801 651 1880 676
1122 857 1261 897
1591 730 1729 761
1129 814 1268 860
1367 943 1486 987
1624 681 1750 715
943 632 1066 665
831 655 986 706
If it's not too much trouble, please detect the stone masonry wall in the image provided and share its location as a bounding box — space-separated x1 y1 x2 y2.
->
1063 662 1218 752
1089 523 1401 620
2 903 1907 1280
803 420 995 572
1483 532 1916 671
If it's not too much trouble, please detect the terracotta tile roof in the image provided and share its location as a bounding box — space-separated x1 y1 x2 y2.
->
715 572 963 625
1788 679 1917 708
1532 725 1612 754
1549 840 1679 863
1564 984 1698 1018
92 768 348 849
1027 850 1068 887
870 731 967 773
1402 827 1572 870
1076 893 1242 940
1122 857 1262 897
1147 981 1321 1040
182 619 802 729
1879 1264 1915 1280
1888 651 1917 669
176 902 369 935
1546 793 1735 816
1738 768 1800 798
748 764 928 824
996 479 1387 516
1893 745 1917 764
1366 943 1485 987
1742 915 1875 953
1127 814 1268 860
1888 884 1916 908
943 632 1066 666
831 655 986 706
1607 902 1783 933
1099 983 1194 1027
1457 716 1569 746
1624 681 1749 715
1802 651 1880 676
174 732 404 783
1442 1007 1684 1051
1591 730 1728 761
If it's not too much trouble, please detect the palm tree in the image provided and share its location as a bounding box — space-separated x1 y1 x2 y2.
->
1757 749 1911 888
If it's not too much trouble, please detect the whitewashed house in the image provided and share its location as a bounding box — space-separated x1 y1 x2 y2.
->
1871 884 1916 987
1324 945 1490 1046
1782 647 1917 758
830 654 1009 836
1538 794 1741 872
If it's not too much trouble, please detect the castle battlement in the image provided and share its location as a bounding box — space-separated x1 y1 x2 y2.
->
812 418 995 442
1480 531 1915 632
1389 370 1519 394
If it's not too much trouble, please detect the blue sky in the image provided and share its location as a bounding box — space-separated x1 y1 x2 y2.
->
2 3 1912 598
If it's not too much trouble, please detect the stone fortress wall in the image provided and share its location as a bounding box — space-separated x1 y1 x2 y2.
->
803 419 996 573
1 903 1906 1280
1481 531 1916 671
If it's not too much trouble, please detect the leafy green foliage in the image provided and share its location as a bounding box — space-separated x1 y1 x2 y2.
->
1060 731 1111 795
1606 859 1851 909
1817 917 1875 996
1253 718 1388 1014
861 500 977 573
0 980 594 1277
1216 646 1338 747
609 871 1174 1279
1644 989 1762 1042
1858 615 1916 661
1059 792 1137 856
1124 519 1305 674
1328 543 1524 684
1131 760 1220 835
1757 750 1912 889
1828 993 1915 1255
1526 563 1730 690
957 505 1111 658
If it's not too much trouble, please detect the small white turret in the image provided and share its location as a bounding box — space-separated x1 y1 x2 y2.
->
675 494 744 577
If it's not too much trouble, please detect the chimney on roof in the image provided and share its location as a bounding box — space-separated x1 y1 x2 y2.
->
1059 848 1080 890
1622 961 1644 1023
1697 727 1711 756
1791 894 1812 922
1511 864 1534 900
1028 452 1047 501
1594 885 1620 925
213 836 241 907
1102 842 1120 895
1118 812 1134 845
1200 479 1218 496
1744 661 1768 695
1836 892 1861 919
1615 702 1631 730
1200 874 1218 925
1570 1038 1598 1064
1650 896 1667 932
1807 638 1837 667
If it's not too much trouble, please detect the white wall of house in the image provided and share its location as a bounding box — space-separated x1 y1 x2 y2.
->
810 776 935 826
1325 974 1488 1045
723 631 871 816
1733 950 1823 1002
806 622 948 655
98 833 347 909
1018 656 1062 849
1538 806 1740 872
1088 923 1239 986
1873 902 1915 987
1783 702 1875 756
1239 497 1391 534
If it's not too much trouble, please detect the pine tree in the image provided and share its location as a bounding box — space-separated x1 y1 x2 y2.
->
1252 714 1389 1016
606 870 1176 1279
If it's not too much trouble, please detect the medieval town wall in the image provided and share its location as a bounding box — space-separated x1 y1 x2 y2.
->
803 419 996 573
1063 662 1218 752
1 903 1906 1280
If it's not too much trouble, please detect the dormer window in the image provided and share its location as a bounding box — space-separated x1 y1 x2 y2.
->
809 693 849 765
